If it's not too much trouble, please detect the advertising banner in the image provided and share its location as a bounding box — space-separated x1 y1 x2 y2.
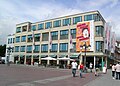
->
76 20 94 52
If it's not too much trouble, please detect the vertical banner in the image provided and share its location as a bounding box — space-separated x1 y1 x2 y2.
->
111 32 116 53
49 32 52 50
32 30 35 51
68 24 73 50
76 20 94 52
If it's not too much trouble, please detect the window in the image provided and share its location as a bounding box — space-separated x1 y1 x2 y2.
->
60 30 68 39
95 26 104 37
22 25 27 32
21 35 26 42
31 25 36 31
27 45 32 53
41 44 48 52
13 38 15 43
70 42 76 52
34 45 40 53
51 44 58 52
71 29 76 39
15 46 19 52
38 23 44 30
16 36 20 43
8 38 10 44
35 34 40 42
20 46 25 52
45 22 52 29
27 35 32 42
73 16 82 24
53 20 61 27
60 43 68 52
96 41 103 52
16 27 21 33
84 14 101 21
51 31 58 40
42 33 49 41
63 18 71 26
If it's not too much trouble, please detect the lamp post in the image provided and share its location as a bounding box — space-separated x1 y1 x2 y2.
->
7 46 13 66
80 42 91 68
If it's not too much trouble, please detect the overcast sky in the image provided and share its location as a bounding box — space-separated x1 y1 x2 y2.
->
0 0 120 45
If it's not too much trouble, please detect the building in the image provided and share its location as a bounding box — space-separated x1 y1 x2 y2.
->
13 10 109 68
115 41 120 62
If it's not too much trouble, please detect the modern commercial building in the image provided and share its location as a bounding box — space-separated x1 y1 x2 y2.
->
12 10 110 68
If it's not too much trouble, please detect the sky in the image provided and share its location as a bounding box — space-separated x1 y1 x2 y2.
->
0 0 120 45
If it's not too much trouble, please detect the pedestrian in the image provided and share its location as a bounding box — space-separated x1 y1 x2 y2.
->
112 64 116 79
95 62 100 76
89 62 93 72
78 63 84 78
71 60 78 77
102 64 107 74
115 62 120 80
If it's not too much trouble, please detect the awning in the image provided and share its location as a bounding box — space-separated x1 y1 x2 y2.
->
40 55 47 58
33 55 39 58
70 55 79 59
49 55 57 58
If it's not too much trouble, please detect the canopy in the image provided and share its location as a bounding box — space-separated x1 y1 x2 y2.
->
41 57 57 60
57 57 74 61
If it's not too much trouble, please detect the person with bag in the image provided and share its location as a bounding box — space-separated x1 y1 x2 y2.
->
78 63 84 78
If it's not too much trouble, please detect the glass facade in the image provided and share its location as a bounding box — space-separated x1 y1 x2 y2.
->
38 23 44 30
95 26 104 37
71 29 76 39
34 45 40 53
96 41 103 52
41 44 48 52
60 43 68 52
31 25 36 31
20 46 25 52
53 20 61 27
16 36 20 43
42 33 49 41
16 27 21 33
63 18 71 26
73 16 82 24
35 34 40 42
51 31 58 40
45 22 52 29
27 35 32 42
60 30 68 39
21 36 26 42
84 14 101 21
15 46 19 52
51 44 58 52
27 45 32 53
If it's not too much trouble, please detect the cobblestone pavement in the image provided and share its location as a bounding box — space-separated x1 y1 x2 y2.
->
0 64 97 86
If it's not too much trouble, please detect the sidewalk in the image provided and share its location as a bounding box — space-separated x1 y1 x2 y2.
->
84 69 120 86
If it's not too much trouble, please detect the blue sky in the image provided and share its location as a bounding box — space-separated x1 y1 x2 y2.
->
0 0 120 45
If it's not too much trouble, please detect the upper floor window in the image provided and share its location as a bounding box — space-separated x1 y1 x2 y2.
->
60 30 68 39
38 23 44 30
35 34 40 42
34 45 40 53
27 45 32 53
50 44 58 52
45 22 52 29
22 25 27 32
84 14 101 21
31 25 36 31
20 46 25 52
27 35 32 42
41 44 48 52
71 29 76 39
16 27 21 33
63 18 71 26
96 41 103 52
95 26 104 37
16 36 20 43
51 31 58 40
21 35 26 42
15 46 19 52
53 20 61 27
73 16 82 24
42 33 49 41
59 43 68 52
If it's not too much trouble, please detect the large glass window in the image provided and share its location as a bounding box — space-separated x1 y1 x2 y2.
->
45 22 52 29
63 18 71 26
38 23 44 30
59 43 68 52
16 36 20 43
15 46 19 52
34 45 40 53
84 14 101 21
73 16 82 24
27 35 32 42
22 25 27 32
42 33 49 41
8 38 10 44
35 34 40 42
71 29 76 39
41 44 48 52
21 35 26 42
20 46 25 52
31 25 36 31
51 44 58 52
60 30 68 39
16 27 21 33
53 20 61 27
51 31 58 40
27 45 32 53
96 41 103 52
95 26 104 37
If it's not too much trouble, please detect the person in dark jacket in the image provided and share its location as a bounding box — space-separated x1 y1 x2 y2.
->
95 62 100 76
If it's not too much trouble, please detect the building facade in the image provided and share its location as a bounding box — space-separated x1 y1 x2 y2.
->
13 10 107 68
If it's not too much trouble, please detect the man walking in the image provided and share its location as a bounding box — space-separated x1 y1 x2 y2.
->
71 60 78 77
115 62 120 80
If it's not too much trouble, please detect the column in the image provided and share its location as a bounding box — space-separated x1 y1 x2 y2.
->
24 55 26 65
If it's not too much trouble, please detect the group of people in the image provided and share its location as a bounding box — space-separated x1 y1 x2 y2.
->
112 62 120 80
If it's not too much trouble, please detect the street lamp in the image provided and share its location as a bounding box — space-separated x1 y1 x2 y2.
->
80 42 91 68
7 46 13 66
